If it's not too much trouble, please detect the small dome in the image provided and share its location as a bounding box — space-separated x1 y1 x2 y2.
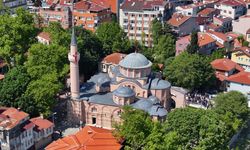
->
148 96 160 104
119 53 152 69
113 86 135 97
145 78 171 90
132 99 153 111
148 105 167 117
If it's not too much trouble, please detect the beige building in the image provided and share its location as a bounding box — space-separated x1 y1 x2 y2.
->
233 15 250 35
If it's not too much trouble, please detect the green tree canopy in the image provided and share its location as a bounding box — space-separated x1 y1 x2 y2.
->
164 51 216 91
0 66 30 107
213 91 249 127
25 43 69 80
186 31 199 54
152 35 175 64
96 22 130 55
0 8 38 67
113 106 154 150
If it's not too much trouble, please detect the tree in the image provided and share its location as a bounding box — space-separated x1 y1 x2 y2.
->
213 91 249 128
74 27 103 79
25 73 62 117
164 52 216 91
164 108 230 150
209 48 226 62
0 66 30 107
151 19 175 45
186 31 199 54
113 106 154 150
153 35 175 63
96 22 130 55
25 43 69 80
0 8 38 68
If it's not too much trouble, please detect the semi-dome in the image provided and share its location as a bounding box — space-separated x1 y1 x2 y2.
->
148 96 160 104
113 86 135 97
149 105 167 117
132 99 153 111
144 78 171 90
119 53 152 69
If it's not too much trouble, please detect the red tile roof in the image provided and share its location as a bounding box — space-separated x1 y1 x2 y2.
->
37 32 51 41
219 0 244 6
211 58 244 72
168 14 191 27
46 126 122 150
30 117 54 130
207 30 228 41
233 46 250 57
120 0 166 11
227 71 250 85
102 53 126 65
198 8 217 16
74 0 109 12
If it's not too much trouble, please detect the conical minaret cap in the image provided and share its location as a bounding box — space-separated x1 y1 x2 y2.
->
71 28 77 46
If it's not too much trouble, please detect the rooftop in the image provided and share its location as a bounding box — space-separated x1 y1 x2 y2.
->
74 0 109 12
211 58 244 72
198 8 217 16
119 52 152 69
30 117 54 131
168 14 191 27
102 53 127 65
120 0 166 12
37 32 51 41
227 71 250 85
219 0 244 6
45 126 122 150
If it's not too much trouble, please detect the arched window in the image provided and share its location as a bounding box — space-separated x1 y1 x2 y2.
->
91 107 97 113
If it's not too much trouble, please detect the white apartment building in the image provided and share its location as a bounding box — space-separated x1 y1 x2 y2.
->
0 107 54 150
214 0 246 19
119 0 171 47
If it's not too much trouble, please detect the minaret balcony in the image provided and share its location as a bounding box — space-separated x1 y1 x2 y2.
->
68 52 80 63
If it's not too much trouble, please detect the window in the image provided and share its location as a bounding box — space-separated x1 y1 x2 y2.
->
229 11 232 14
224 10 227 13
86 17 92 21
92 117 96 124
144 14 148 17
91 107 97 112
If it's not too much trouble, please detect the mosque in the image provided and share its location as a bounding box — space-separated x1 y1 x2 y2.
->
67 29 173 129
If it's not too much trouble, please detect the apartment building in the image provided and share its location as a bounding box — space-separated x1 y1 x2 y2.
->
73 0 112 31
168 14 199 37
39 0 72 29
233 14 250 35
214 0 246 19
0 107 54 150
2 0 27 13
119 0 171 47
175 1 215 16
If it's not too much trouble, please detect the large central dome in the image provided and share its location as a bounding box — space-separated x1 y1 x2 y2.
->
119 53 152 69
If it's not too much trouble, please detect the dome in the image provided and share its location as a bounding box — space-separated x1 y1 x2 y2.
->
148 96 160 104
132 99 153 111
119 53 152 69
113 86 135 97
148 105 167 117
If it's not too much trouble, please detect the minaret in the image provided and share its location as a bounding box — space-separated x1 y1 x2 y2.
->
68 28 80 99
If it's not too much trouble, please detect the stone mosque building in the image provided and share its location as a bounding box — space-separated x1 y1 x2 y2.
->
67 29 173 129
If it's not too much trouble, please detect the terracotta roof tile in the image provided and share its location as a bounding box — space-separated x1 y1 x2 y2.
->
37 32 51 41
46 126 122 150
219 0 245 6
30 117 54 130
211 58 244 72
198 8 217 16
168 14 191 27
102 53 126 65
226 71 250 85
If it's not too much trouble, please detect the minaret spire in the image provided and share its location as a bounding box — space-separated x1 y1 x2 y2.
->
68 3 80 99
